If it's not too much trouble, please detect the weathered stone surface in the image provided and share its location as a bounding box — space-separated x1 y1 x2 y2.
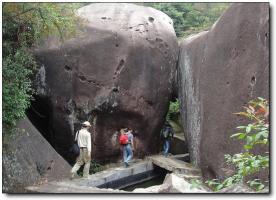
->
217 183 255 193
148 155 201 175
31 3 178 163
133 185 162 193
158 173 209 193
2 118 71 193
132 173 209 193
170 135 188 155
178 3 269 180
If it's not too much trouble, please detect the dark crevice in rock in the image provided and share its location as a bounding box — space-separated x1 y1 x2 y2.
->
148 16 154 22
156 37 163 42
145 99 154 106
26 95 53 145
78 73 105 88
113 59 125 79
64 65 72 71
78 75 87 82
251 76 256 85
36 161 47 176
112 87 119 92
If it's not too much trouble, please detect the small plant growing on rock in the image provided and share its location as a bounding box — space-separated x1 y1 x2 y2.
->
166 99 180 121
206 97 269 192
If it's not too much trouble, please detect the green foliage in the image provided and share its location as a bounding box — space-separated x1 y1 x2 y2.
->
77 160 103 177
247 179 265 191
2 3 80 129
166 99 180 121
2 48 35 127
189 179 202 190
144 3 229 38
89 160 104 174
206 97 269 192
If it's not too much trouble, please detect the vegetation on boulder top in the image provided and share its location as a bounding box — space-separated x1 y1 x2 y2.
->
2 3 80 130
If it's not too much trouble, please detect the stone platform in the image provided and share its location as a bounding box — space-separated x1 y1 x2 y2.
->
148 154 201 178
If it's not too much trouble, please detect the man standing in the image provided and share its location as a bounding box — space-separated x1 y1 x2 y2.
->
71 121 92 179
160 121 174 157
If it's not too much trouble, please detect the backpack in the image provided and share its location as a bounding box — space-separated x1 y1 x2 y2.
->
119 134 129 145
69 131 80 156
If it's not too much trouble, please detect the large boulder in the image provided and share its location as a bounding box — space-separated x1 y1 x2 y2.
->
2 118 71 193
178 3 269 180
31 3 178 163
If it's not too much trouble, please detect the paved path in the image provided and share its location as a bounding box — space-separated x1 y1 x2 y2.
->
26 160 154 193
26 154 202 193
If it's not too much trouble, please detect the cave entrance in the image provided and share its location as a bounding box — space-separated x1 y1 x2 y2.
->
26 95 53 146
165 98 188 155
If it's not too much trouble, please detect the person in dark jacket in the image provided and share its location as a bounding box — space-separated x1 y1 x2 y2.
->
160 121 174 157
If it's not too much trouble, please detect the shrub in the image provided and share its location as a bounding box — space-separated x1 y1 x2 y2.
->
2 3 80 130
166 99 180 121
206 97 269 191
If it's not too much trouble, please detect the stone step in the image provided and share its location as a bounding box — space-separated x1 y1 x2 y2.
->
148 155 201 175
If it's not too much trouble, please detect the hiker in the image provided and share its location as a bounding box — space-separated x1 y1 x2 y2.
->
119 128 134 167
160 121 174 157
70 121 92 179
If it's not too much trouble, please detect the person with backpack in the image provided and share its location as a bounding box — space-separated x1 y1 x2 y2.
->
119 128 134 167
160 121 174 157
70 121 92 179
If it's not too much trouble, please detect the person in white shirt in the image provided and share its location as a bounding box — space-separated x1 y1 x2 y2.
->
70 121 92 179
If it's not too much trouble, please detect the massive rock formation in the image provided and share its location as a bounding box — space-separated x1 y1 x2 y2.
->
31 3 178 163
178 3 269 179
2 118 71 193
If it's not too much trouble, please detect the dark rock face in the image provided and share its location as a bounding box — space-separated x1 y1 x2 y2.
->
32 3 178 162
2 118 71 193
178 3 269 179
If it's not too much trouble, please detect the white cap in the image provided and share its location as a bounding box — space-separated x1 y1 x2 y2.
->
82 121 91 127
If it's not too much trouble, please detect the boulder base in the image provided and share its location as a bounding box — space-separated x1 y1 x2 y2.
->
2 118 71 193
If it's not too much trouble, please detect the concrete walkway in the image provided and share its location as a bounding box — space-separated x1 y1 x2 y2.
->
26 160 154 193
26 154 202 193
